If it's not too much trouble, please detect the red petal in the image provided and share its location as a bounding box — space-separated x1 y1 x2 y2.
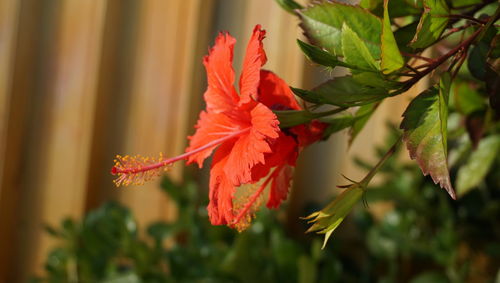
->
258 70 301 110
203 32 239 113
224 103 279 185
252 133 298 209
291 120 328 147
267 165 294 209
208 142 236 225
239 25 267 105
186 111 241 167
251 132 298 181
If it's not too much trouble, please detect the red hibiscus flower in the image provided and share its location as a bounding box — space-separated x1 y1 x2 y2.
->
112 25 326 231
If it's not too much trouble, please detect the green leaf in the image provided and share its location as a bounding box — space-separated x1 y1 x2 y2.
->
341 23 380 71
274 0 303 14
485 58 500 116
452 81 485 115
305 185 364 248
349 103 378 145
360 0 381 11
468 41 489 80
322 113 356 137
361 0 422 17
381 0 404 74
275 108 346 128
292 76 389 107
102 273 141 283
297 39 353 69
298 39 389 73
394 21 419 53
298 2 382 57
456 135 500 197
410 272 449 283
321 109 375 138
400 73 456 199
147 222 173 242
489 35 500 59
352 72 403 89
275 110 318 128
298 255 317 283
409 0 449 49
450 0 482 8
160 176 183 203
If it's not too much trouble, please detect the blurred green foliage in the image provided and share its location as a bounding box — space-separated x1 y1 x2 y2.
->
33 177 340 283
34 140 500 282
354 126 500 282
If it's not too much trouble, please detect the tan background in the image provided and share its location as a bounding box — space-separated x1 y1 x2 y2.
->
0 0 422 281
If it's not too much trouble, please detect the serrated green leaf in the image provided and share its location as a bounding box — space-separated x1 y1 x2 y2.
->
409 0 449 49
274 0 303 14
349 103 378 145
298 2 382 57
292 76 389 107
456 135 500 197
381 0 404 74
305 185 364 248
341 23 380 71
400 73 456 199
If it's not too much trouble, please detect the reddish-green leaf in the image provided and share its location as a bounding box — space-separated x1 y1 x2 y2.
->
400 73 456 199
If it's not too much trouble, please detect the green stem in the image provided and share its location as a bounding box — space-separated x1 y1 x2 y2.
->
400 26 484 93
360 136 402 187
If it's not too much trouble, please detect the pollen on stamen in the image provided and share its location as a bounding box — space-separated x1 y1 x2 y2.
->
111 153 172 187
231 182 267 232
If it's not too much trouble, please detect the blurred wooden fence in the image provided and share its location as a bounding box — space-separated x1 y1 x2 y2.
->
0 0 419 281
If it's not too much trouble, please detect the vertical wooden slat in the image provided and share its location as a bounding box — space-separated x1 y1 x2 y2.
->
85 0 139 211
16 1 107 277
117 0 214 226
0 0 57 280
0 0 22 281
0 0 20 186
242 0 305 86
